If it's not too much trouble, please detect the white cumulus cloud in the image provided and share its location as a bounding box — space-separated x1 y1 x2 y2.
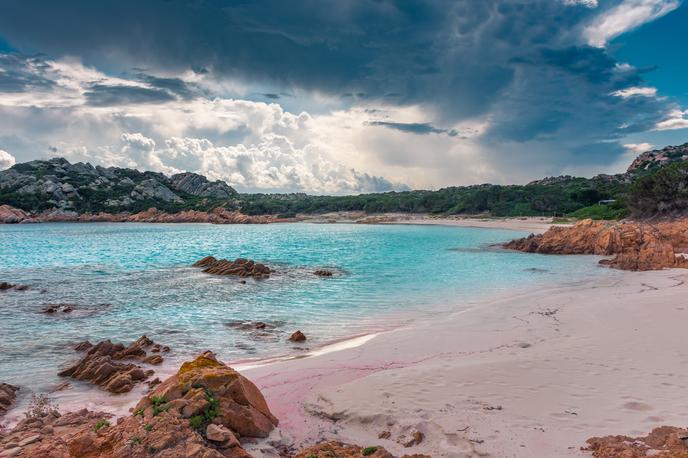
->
611 86 658 98
624 142 654 153
0 149 16 170
654 108 688 131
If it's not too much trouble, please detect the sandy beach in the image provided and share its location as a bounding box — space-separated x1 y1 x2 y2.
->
242 267 688 457
304 212 560 234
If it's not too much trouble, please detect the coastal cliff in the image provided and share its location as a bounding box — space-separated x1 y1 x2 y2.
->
505 218 688 270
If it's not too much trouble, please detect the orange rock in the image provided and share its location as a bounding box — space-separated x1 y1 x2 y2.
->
505 219 688 271
58 335 166 393
293 441 394 458
193 256 272 279
288 330 307 342
0 382 19 418
584 425 688 457
0 353 276 458
0 204 30 223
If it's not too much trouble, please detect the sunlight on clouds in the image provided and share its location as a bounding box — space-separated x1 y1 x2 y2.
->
583 0 680 47
654 108 688 131
611 86 658 98
0 149 16 170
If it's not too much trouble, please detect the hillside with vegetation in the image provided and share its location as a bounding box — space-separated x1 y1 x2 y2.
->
1 142 687 220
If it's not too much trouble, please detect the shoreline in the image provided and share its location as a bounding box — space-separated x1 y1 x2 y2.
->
0 212 558 234
239 267 687 457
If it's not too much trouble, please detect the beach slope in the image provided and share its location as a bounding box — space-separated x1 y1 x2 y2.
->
245 269 688 457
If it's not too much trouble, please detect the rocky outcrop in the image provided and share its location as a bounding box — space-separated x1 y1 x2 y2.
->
169 172 237 199
0 352 276 457
584 425 688 457
193 256 272 279
627 142 688 174
0 157 238 214
504 219 688 271
0 204 30 223
0 383 19 418
58 336 168 393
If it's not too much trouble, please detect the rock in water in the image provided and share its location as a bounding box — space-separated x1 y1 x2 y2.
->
288 330 307 342
193 256 272 279
0 383 19 418
314 269 334 277
58 335 167 393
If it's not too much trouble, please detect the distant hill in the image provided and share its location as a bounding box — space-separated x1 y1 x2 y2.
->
0 157 237 213
1 142 687 219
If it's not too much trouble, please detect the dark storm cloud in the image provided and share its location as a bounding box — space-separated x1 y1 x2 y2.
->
0 0 680 173
0 0 596 119
84 84 177 106
367 121 458 137
135 74 198 100
0 53 55 92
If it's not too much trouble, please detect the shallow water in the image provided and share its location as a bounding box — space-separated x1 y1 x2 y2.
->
0 222 611 414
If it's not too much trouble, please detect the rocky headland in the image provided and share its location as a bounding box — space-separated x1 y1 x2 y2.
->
505 218 688 270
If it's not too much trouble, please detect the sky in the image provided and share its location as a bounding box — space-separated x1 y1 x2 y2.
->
0 0 687 193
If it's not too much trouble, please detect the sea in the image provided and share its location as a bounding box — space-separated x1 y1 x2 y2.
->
0 222 612 418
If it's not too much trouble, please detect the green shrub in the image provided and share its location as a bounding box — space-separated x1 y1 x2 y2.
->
94 419 110 432
362 446 378 456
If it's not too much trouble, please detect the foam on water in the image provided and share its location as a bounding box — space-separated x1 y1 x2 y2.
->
0 222 611 416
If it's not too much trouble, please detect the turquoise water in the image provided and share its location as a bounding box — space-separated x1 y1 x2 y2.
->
0 222 607 408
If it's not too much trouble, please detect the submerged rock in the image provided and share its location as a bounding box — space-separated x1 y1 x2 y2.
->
313 269 334 277
0 383 19 418
504 219 688 271
193 256 272 279
0 282 29 291
40 304 75 314
58 335 168 393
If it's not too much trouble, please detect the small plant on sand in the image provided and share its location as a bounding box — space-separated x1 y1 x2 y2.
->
130 436 141 446
144 423 153 432
24 393 59 419
133 408 144 417
362 446 378 456
94 419 110 432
